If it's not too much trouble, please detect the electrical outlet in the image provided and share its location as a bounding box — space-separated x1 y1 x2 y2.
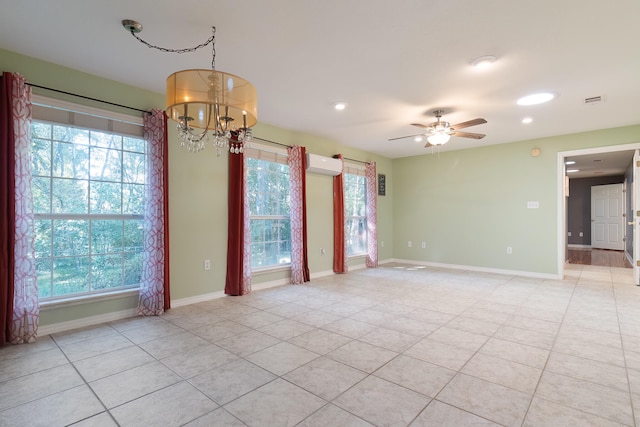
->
579 232 583 237
408 241 412 248
421 242 426 249
568 231 572 237
204 259 211 270
506 247 513 255
320 248 326 255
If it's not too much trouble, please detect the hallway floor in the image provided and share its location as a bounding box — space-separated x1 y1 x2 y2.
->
1 263 640 426
568 247 632 268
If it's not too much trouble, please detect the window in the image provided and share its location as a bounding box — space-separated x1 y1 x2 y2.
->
344 172 367 256
246 157 291 269
31 120 146 300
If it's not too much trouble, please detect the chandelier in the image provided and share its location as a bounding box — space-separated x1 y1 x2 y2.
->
122 20 257 155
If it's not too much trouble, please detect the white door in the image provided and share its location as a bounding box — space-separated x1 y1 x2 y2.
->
591 183 624 250
633 150 640 284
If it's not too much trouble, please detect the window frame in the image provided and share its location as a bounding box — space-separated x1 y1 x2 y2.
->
245 145 292 272
31 96 146 302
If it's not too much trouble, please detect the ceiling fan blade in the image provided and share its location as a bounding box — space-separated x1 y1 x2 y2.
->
450 118 487 130
450 131 486 139
388 133 425 141
410 123 431 129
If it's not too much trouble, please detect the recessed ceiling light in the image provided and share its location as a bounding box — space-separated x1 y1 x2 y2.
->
567 169 580 173
517 92 556 106
565 160 576 165
414 136 423 142
522 117 533 124
333 102 347 111
471 55 497 69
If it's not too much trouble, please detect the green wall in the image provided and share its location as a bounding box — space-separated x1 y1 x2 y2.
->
1 49 393 329
392 125 640 275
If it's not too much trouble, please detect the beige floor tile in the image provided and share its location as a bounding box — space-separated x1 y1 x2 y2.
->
374 354 455 397
0 385 104 427
0 364 84 411
183 407 247 426
404 338 475 371
215 329 281 357
73 345 154 382
427 326 489 352
358 327 420 352
546 352 628 392
334 375 430 427
288 328 352 354
535 371 633 425
462 353 542 394
524 397 627 427
160 343 239 378
327 340 397 373
257 318 315 340
0 346 68 382
189 358 276 405
321 318 376 339
284 356 367 400
58 333 133 362
138 330 211 359
191 319 252 342
494 325 556 350
479 337 549 369
297 404 373 427
437 373 531 427
89 361 181 408
225 378 326 427
110 381 218 426
411 400 501 426
246 342 319 375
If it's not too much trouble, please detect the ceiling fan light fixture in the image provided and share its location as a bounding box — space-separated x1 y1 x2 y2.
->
517 92 556 106
427 132 451 145
522 117 533 124
471 55 497 69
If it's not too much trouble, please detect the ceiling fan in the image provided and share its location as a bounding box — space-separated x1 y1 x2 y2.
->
389 110 487 146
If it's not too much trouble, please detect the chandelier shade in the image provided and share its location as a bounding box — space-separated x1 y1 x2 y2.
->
166 69 257 132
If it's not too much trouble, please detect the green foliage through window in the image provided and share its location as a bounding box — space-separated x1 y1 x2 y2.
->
31 121 145 299
344 173 367 256
247 157 291 269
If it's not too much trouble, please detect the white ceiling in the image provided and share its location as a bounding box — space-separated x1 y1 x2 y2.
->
1 0 639 160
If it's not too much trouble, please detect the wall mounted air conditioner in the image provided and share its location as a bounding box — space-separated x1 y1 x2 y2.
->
306 153 342 176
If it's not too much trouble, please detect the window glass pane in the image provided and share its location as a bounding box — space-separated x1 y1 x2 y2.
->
53 219 89 257
90 181 122 214
32 138 51 176
344 173 367 256
36 257 52 299
54 125 89 145
90 147 122 182
91 131 122 149
92 220 123 254
123 136 146 153
52 178 88 214
32 122 51 139
53 256 89 296
91 254 123 290
124 220 144 253
122 183 144 215
53 141 89 179
122 151 145 184
346 218 367 255
32 177 51 213
34 219 52 258
124 252 143 286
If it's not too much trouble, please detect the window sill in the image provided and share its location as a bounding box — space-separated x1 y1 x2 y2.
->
252 264 291 275
39 288 140 311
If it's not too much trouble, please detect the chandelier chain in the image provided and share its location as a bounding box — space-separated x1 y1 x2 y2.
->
128 27 217 69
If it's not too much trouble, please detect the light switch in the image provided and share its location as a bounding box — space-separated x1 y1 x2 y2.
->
527 201 539 209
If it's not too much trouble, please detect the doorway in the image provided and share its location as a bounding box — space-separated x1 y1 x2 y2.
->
557 144 640 280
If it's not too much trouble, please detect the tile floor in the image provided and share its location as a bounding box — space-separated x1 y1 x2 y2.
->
1 262 640 426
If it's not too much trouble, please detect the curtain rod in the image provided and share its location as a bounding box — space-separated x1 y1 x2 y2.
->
26 83 152 115
252 136 290 148
343 156 369 165
253 137 369 164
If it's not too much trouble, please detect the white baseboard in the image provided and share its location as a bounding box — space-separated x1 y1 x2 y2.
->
388 258 561 280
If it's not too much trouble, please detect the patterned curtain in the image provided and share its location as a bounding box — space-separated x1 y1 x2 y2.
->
365 162 378 268
0 72 39 344
333 154 347 273
225 135 252 295
137 110 170 315
288 145 310 284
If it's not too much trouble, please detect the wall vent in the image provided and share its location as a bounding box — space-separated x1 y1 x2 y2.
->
584 95 603 104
